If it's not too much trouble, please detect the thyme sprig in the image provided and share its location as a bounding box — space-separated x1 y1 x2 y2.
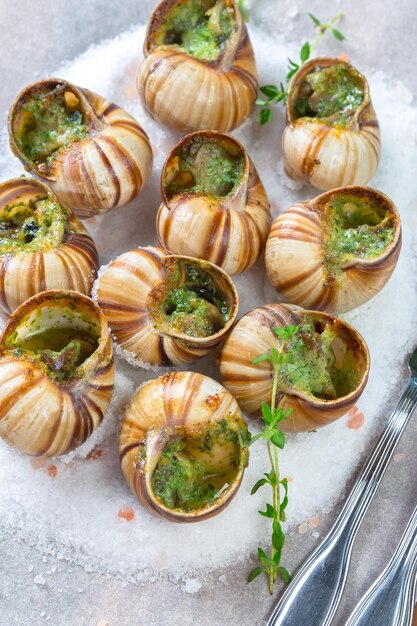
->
248 324 300 593
257 12 345 125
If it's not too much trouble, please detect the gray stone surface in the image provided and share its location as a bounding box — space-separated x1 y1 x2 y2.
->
0 1 416 625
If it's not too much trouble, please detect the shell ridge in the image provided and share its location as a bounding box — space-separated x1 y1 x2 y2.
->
92 138 122 206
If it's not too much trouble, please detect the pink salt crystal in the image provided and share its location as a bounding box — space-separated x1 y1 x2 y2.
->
47 465 58 478
86 447 103 461
309 516 319 529
393 452 405 464
347 406 365 430
348 413 365 430
118 506 135 522
298 522 308 535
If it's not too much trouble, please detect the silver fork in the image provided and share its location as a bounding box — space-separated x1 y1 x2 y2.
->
346 502 417 626
266 347 417 626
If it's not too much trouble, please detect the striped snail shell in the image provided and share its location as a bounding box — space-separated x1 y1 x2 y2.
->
119 370 249 522
0 178 98 316
8 78 153 217
219 303 369 432
265 186 401 314
94 246 238 367
137 0 258 133
156 131 271 275
0 290 114 457
282 58 380 190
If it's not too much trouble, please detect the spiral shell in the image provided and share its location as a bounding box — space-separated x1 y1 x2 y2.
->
95 246 238 366
8 78 153 217
119 370 249 522
0 290 114 456
219 303 369 432
156 131 270 275
282 58 380 190
265 186 401 314
0 178 99 316
137 0 258 133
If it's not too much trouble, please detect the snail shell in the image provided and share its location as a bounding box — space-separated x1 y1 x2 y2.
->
0 290 114 457
119 370 249 522
0 178 99 316
137 0 258 133
94 246 238 367
265 186 401 314
219 303 369 432
8 78 153 217
282 58 380 190
156 130 271 275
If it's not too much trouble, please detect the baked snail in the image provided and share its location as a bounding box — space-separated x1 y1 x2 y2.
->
137 0 258 133
0 177 98 316
0 290 114 457
265 186 401 314
282 58 380 190
156 131 270 275
94 246 238 367
219 303 369 432
8 78 153 217
119 371 249 522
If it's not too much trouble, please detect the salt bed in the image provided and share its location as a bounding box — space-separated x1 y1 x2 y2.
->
0 18 417 586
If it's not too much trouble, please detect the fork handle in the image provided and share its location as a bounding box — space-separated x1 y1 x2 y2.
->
266 379 417 626
346 503 417 626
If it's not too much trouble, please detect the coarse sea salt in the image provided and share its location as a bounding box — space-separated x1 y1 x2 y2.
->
0 21 416 585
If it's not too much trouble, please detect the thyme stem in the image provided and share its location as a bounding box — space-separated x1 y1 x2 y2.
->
248 324 300 592
310 12 343 53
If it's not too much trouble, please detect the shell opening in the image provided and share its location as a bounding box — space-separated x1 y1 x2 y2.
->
275 313 366 401
148 257 233 338
3 296 101 382
150 0 235 62
0 187 70 255
146 415 249 514
322 190 397 278
163 133 244 200
11 82 92 175
290 62 365 127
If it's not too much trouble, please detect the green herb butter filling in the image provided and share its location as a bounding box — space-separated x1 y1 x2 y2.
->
4 305 100 382
292 63 365 127
13 84 90 172
276 316 361 401
153 0 234 62
165 135 244 199
149 260 232 338
0 194 70 255
322 193 395 280
150 416 249 512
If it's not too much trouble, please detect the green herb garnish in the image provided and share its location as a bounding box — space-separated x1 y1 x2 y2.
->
153 0 234 62
151 416 250 512
257 12 345 124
